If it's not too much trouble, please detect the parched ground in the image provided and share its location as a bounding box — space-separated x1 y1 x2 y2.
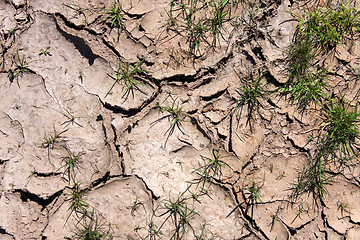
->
1 0 360 239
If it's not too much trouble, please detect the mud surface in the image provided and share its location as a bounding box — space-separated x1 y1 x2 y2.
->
1 0 360 239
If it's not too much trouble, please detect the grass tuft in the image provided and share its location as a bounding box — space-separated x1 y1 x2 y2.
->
290 158 335 203
149 98 190 147
60 147 83 183
105 58 150 100
157 187 199 240
193 149 232 187
280 68 328 112
8 53 37 85
166 0 237 56
233 71 267 131
41 129 68 164
293 4 360 51
101 0 124 30
319 97 360 162
65 182 89 219
69 210 114 240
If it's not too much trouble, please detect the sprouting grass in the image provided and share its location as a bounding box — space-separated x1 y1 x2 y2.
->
280 68 328 112
130 198 144 216
245 180 263 218
285 36 317 83
207 0 234 46
166 0 237 56
41 129 68 164
8 53 37 85
318 97 360 163
64 1 88 13
193 149 232 187
59 147 83 183
195 222 211 240
61 108 84 128
292 4 360 51
186 18 209 56
227 178 263 218
42 129 67 149
288 97 359 202
290 203 309 224
337 201 351 217
168 47 184 67
8 27 18 38
69 210 114 240
64 182 89 220
146 221 163 239
270 200 284 232
290 158 335 203
156 188 199 240
149 98 190 146
39 46 51 56
233 71 267 131
101 0 124 30
105 58 150 100
176 0 209 56
243 178 263 204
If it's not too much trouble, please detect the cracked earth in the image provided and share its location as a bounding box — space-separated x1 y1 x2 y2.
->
1 0 360 239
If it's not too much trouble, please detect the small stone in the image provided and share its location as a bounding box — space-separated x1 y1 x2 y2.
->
282 127 290 135
280 120 287 127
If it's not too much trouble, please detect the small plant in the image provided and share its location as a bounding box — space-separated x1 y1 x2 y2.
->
165 0 237 56
226 178 263 218
243 178 263 204
61 109 84 128
69 210 114 240
156 188 199 240
147 221 163 239
149 98 190 146
168 47 184 67
292 4 360 51
64 1 88 13
60 147 83 183
8 27 18 38
280 68 328 112
186 17 209 56
337 201 351 217
291 203 310 224
8 53 36 85
290 158 335 203
64 182 89 219
270 201 283 232
101 0 124 30
105 58 150 100
193 149 232 187
25 169 37 186
242 178 263 217
42 129 68 164
195 222 211 240
319 97 360 163
207 0 234 46
233 71 267 131
130 198 145 216
286 35 317 82
39 46 51 56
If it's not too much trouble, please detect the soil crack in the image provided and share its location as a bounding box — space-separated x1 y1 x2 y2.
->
0 225 14 238
13 189 63 211
54 14 99 66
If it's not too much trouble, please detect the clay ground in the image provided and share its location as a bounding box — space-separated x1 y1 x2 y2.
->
1 0 360 239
